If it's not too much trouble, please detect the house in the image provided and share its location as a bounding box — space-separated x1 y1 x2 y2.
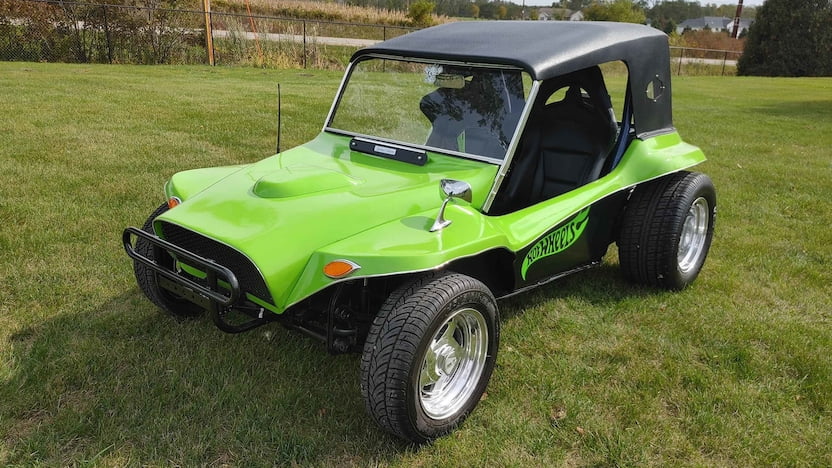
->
732 18 754 36
536 8 576 21
677 16 731 33
537 7 555 21
676 16 754 35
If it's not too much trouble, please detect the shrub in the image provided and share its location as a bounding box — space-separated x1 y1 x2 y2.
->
408 0 435 28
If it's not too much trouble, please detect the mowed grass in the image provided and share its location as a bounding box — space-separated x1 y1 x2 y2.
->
0 62 830 466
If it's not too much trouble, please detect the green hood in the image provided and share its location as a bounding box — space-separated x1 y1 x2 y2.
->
156 132 498 309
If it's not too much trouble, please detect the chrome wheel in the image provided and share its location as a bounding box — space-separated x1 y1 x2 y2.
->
677 197 709 273
419 307 489 420
618 172 715 290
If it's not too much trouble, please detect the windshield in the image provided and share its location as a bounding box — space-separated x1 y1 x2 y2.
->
328 57 530 162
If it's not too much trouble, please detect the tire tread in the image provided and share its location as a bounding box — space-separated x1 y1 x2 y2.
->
360 271 497 442
618 171 715 289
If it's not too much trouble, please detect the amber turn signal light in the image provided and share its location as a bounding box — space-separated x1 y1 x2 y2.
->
167 197 182 209
323 259 361 279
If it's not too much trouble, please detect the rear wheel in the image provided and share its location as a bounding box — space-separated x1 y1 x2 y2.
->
132 203 203 317
360 272 499 443
618 171 716 290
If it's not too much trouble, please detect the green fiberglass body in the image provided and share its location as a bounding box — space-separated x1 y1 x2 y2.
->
124 21 716 442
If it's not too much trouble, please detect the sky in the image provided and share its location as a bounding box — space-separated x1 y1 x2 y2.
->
523 1 765 8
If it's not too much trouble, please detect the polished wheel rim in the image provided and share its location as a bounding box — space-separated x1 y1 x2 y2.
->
677 197 709 273
419 307 489 420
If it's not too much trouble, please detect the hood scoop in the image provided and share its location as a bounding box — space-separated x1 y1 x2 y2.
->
253 166 361 198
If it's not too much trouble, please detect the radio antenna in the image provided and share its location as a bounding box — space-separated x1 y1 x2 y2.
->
276 83 282 154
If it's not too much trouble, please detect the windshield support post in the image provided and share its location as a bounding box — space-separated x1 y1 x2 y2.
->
322 61 356 132
482 80 541 214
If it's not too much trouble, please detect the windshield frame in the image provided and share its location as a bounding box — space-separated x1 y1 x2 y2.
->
324 54 533 166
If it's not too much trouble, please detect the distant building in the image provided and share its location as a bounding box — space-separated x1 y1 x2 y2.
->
536 8 578 21
537 7 554 21
732 18 754 36
676 16 753 35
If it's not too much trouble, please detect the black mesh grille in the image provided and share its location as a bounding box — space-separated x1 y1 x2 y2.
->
158 221 274 304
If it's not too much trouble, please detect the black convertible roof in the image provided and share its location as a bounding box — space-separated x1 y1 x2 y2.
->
354 21 665 81
353 21 674 138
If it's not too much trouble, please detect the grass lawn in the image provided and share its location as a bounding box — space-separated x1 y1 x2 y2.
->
1 62 830 466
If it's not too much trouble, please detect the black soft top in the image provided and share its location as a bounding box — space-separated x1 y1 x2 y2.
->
353 21 674 138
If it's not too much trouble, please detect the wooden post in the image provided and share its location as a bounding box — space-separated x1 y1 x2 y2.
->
203 0 215 66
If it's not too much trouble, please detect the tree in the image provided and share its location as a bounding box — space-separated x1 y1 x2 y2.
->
408 0 435 27
644 0 700 26
565 0 594 11
496 4 508 19
738 0 832 76
583 0 646 24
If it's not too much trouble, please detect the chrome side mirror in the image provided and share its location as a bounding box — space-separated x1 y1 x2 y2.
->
430 179 472 232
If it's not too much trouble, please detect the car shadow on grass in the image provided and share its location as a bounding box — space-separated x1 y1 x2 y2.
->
1 263 667 465
1 290 414 466
497 261 661 322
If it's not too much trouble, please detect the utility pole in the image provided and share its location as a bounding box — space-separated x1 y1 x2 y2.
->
731 0 744 39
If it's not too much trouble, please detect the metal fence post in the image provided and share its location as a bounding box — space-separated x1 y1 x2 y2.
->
209 10 216 64
102 5 113 63
303 20 307 69
383 26 386 41
677 47 684 76
721 50 728 76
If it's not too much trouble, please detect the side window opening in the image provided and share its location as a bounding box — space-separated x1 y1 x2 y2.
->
491 61 630 215
599 61 635 172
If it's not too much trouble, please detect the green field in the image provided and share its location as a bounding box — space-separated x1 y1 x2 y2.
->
1 62 831 466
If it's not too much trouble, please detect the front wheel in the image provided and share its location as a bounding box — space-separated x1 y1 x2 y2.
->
618 171 716 290
360 272 499 443
132 203 203 317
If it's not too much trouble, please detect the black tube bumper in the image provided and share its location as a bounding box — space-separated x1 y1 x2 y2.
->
123 227 271 333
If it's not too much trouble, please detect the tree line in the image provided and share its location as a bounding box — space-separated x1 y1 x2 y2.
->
346 0 758 25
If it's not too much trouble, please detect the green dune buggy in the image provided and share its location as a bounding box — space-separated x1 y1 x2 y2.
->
124 21 716 442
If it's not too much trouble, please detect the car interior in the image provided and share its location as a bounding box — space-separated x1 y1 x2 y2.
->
490 66 621 215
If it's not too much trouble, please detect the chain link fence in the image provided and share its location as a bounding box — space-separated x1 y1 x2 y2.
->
0 0 414 68
2 0 742 74
670 46 742 76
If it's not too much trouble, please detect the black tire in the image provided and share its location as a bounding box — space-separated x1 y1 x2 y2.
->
132 203 203 317
360 272 499 443
618 171 716 290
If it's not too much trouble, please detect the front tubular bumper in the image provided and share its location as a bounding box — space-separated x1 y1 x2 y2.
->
123 227 271 333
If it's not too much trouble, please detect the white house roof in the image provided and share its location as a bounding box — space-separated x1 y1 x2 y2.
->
678 16 732 30
677 16 754 34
